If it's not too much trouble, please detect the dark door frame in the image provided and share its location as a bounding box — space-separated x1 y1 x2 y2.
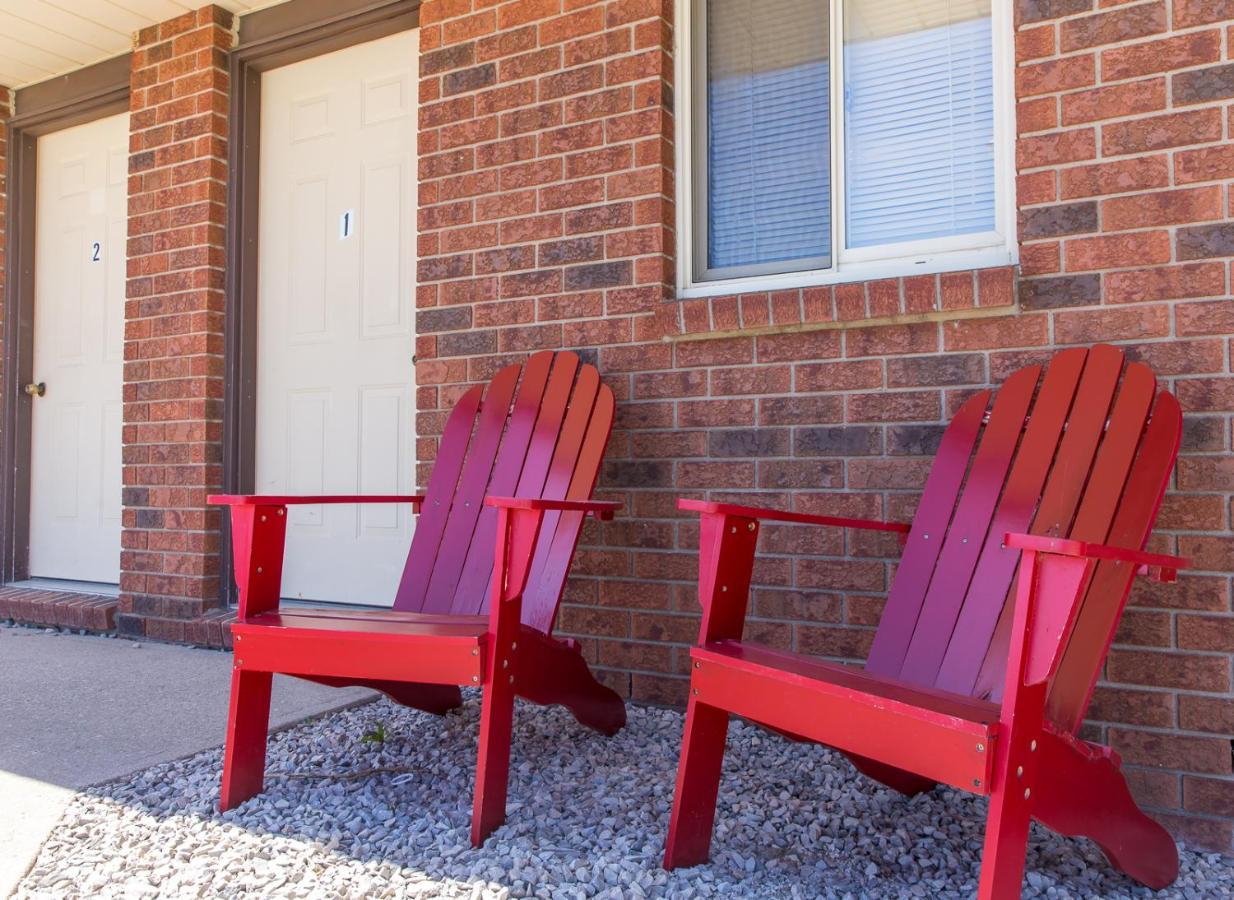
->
0 55 131 584
220 0 420 604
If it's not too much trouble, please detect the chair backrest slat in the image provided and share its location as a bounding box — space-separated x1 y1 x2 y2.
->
1047 391 1179 730
446 352 555 616
524 388 615 632
394 385 484 609
975 363 1160 705
393 351 613 635
864 345 1181 737
520 369 613 632
865 390 990 673
891 364 1041 684
934 347 1100 694
418 365 523 613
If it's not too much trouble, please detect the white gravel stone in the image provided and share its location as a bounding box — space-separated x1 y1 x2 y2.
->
12 695 1234 899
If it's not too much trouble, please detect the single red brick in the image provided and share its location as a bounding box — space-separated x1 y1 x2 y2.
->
977 267 1015 307
944 314 1049 351
1064 230 1172 271
1102 29 1222 81
1103 108 1223 155
1060 155 1171 199
1018 96 1058 134
539 6 603 45
1176 145 1234 184
1088 686 1175 729
1017 128 1096 169
1110 728 1232 775
1174 0 1234 28
1180 696 1234 734
1105 262 1225 304
1015 23 1055 62
1020 241 1061 276
498 0 561 30
1054 304 1170 343
1103 186 1223 231
1061 77 1165 126
1016 54 1096 97
1059 2 1166 53
937 271 977 311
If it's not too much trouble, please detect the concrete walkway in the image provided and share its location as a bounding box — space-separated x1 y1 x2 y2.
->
0 624 373 897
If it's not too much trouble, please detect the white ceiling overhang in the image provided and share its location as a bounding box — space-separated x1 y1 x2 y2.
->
0 0 290 91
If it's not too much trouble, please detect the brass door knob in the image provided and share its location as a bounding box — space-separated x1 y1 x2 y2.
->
24 382 45 397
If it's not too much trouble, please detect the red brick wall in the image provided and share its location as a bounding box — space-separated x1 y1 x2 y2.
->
416 0 1234 851
119 6 234 640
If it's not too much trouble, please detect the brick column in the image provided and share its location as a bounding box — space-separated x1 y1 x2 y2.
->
119 6 234 641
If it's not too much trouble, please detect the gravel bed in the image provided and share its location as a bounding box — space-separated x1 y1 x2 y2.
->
14 694 1233 899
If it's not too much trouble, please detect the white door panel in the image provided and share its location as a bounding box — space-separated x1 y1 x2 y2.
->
28 112 127 583
256 29 418 606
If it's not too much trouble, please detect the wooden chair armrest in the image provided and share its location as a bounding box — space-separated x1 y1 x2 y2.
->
209 494 424 511
485 497 622 520
1004 533 1188 583
678 499 910 535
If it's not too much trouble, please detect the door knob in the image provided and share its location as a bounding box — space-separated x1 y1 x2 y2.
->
24 382 45 397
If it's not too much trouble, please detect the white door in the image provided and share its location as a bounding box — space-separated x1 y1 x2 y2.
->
28 113 127 584
256 30 418 606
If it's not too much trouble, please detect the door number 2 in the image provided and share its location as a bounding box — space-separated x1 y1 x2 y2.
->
339 210 355 240
91 241 101 262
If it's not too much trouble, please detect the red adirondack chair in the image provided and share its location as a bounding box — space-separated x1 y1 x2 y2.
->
210 350 626 845
664 345 1189 898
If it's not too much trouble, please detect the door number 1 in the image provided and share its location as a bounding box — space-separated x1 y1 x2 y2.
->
340 210 355 240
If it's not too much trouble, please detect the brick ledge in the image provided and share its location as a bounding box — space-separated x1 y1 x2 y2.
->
0 586 118 632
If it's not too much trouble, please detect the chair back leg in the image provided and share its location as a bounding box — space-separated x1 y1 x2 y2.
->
663 698 731 869
220 667 274 811
1032 729 1179 889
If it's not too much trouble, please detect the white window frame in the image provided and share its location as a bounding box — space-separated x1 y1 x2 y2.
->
675 0 1018 300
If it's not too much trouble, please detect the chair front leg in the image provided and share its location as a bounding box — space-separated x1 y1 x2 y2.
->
218 503 288 812
977 682 1045 900
220 667 273 811
663 510 760 869
471 506 543 846
977 548 1061 899
664 696 731 869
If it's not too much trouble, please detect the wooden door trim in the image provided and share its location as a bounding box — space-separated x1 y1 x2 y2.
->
0 56 130 584
221 0 420 604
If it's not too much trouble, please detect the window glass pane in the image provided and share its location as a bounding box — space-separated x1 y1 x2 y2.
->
705 0 831 273
843 0 995 248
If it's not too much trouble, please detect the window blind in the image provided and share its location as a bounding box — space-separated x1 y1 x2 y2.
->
843 11 996 248
705 0 831 273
